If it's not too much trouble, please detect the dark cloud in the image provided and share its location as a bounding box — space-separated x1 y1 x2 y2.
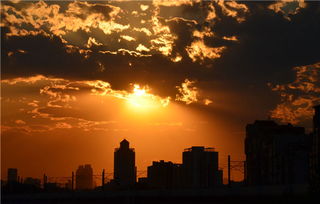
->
1 1 320 121
212 1 320 84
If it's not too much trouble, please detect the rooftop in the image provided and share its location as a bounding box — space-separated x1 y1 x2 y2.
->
184 146 216 152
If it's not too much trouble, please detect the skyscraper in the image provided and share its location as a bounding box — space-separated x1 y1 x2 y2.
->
7 168 18 184
245 120 310 185
182 146 219 188
75 164 93 190
114 139 136 186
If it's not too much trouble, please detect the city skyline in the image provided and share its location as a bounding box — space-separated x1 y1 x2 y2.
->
3 102 318 185
2 139 228 185
1 141 232 189
1 0 320 193
2 102 319 204
3 103 319 192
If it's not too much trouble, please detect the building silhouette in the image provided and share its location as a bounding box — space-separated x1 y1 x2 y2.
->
114 139 136 186
75 164 93 190
182 146 220 188
245 120 310 186
311 105 320 188
217 169 223 186
7 168 18 184
147 160 182 189
24 177 41 188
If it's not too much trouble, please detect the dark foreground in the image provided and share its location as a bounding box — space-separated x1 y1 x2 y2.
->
2 188 320 204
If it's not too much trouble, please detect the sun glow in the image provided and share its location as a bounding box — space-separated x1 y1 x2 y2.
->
127 84 170 110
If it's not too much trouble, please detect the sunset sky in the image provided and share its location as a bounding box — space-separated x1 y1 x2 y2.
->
1 0 320 183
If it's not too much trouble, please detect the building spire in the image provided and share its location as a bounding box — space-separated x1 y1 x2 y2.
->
120 139 129 149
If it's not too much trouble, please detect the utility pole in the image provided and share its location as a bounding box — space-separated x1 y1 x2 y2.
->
228 155 231 187
71 171 74 191
43 174 47 189
102 169 105 190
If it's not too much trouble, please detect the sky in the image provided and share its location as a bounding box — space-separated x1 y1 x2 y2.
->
1 0 320 183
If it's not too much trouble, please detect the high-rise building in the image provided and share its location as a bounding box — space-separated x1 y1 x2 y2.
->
182 146 219 188
147 160 182 189
114 139 136 186
75 164 93 190
245 120 310 186
311 105 320 187
7 168 18 183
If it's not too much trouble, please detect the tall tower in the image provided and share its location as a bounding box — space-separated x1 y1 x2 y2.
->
114 139 136 186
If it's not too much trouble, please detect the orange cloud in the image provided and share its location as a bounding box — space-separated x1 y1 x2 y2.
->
1 75 63 85
216 0 249 23
186 40 226 62
1 75 177 134
136 44 151 52
152 0 200 7
268 0 306 20
1 1 124 36
2 75 172 110
223 36 238 41
150 6 177 57
193 27 214 39
175 79 199 104
206 2 216 21
270 62 320 124
133 27 153 36
120 35 136 42
1 0 247 66
86 37 103 48
140 4 149 11
15 120 26 125
90 82 171 108
176 79 213 105
204 99 213 106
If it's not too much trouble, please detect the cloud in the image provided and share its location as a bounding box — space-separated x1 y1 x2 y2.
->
204 99 213 106
175 79 200 105
1 0 320 127
186 40 226 62
270 62 320 124
136 44 150 52
120 35 136 42
1 0 123 36
55 122 73 129
268 0 306 20
152 0 200 7
150 6 177 57
15 120 26 125
86 37 103 48
140 4 149 11
2 74 222 135
215 0 249 23
1 0 256 81
175 79 213 105
1 75 173 114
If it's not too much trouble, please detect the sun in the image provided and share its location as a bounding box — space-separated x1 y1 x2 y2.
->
126 84 170 110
